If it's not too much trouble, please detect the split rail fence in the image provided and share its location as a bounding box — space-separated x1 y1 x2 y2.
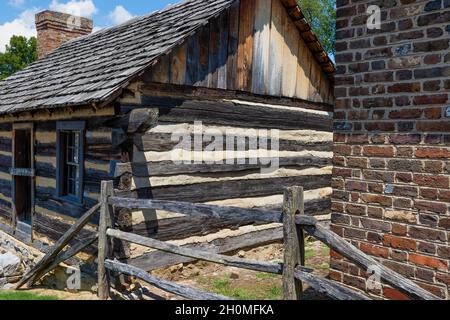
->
14 180 441 300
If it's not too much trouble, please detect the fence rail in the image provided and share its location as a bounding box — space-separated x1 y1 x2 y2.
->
14 180 441 301
100 180 441 301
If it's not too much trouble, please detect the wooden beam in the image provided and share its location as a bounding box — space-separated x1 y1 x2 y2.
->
107 228 295 275
294 267 370 300
105 259 232 300
39 235 98 280
128 226 285 271
97 181 114 300
282 187 303 300
298 218 441 300
114 156 332 177
15 202 101 289
126 96 332 131
114 174 332 203
139 83 334 112
109 196 283 223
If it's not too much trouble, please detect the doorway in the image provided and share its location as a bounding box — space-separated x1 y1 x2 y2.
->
12 123 35 229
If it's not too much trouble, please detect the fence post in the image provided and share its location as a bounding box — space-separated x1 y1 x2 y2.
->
98 180 114 300
282 186 305 300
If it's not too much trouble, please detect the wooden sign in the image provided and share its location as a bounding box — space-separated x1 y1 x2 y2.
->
10 168 35 177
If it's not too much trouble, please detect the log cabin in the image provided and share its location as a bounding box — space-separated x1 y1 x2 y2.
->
0 0 335 269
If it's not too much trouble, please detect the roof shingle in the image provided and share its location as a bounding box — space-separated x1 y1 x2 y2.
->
0 0 334 115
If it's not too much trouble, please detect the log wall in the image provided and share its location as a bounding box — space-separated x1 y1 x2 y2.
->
0 106 121 247
116 85 333 260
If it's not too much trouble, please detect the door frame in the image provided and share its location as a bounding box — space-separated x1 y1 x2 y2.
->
11 122 35 238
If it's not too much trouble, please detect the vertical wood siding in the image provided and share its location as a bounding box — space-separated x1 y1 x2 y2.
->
145 0 334 104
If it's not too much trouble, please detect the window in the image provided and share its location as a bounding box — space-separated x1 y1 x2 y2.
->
57 122 85 203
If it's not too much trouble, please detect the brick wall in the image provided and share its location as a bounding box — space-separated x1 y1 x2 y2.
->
332 0 450 299
35 10 93 59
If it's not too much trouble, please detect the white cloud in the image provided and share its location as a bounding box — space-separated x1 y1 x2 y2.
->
0 8 38 53
8 0 25 7
49 0 97 18
108 5 134 25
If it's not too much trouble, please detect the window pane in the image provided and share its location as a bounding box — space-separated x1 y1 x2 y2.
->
60 129 82 199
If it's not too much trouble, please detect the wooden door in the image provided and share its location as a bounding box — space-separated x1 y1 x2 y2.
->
12 123 35 235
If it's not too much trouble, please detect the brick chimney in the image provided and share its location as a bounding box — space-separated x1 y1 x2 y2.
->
35 10 93 59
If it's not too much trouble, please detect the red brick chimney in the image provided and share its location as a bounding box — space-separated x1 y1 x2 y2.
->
35 10 93 59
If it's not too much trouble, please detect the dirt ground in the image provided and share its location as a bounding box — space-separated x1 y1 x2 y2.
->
6 238 330 300
149 237 330 300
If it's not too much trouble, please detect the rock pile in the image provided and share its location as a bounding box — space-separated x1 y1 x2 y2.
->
0 234 39 289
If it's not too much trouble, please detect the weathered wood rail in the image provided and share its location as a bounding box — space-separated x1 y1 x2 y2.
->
97 180 440 301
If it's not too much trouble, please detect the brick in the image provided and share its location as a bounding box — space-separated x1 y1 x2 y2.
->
415 147 450 159
413 94 449 105
409 253 448 271
437 246 450 259
360 242 389 258
346 180 368 192
362 146 395 157
361 194 393 206
408 226 447 242
384 210 416 223
383 287 410 300
418 241 436 254
383 234 416 251
438 217 450 229
345 204 367 216
413 174 449 188
414 200 448 214
360 218 391 232
383 260 415 278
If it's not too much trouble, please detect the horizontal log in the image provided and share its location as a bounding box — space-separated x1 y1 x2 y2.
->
110 197 283 224
114 156 331 177
35 196 98 222
115 174 331 203
33 212 97 250
126 96 332 131
110 196 317 226
129 196 330 241
108 228 300 275
294 267 370 300
105 259 232 300
131 215 257 242
298 217 441 300
138 82 334 112
129 226 284 271
133 132 333 153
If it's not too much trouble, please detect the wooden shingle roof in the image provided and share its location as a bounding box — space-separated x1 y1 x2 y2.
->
0 0 335 115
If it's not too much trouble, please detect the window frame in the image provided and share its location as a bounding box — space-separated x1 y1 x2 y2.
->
56 121 85 204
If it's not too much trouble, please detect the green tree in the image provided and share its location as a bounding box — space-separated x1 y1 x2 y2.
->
297 0 336 57
0 36 37 80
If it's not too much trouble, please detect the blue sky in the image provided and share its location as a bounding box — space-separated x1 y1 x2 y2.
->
0 0 177 51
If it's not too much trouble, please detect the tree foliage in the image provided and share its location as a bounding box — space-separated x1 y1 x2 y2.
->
297 0 336 57
0 36 37 80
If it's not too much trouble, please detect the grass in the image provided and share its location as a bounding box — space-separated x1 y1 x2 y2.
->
201 275 282 300
0 290 58 300
255 272 279 279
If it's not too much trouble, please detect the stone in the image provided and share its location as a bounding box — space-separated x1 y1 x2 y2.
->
0 252 21 277
237 251 246 258
230 272 240 280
